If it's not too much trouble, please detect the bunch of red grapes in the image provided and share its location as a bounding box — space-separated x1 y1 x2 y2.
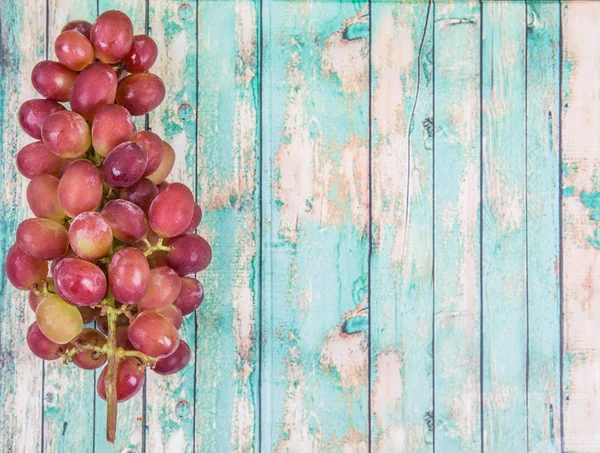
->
4 10 211 442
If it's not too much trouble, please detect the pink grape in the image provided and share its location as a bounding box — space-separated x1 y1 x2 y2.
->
184 204 202 233
109 247 150 305
97 357 145 402
130 130 164 176
16 218 69 260
115 325 134 349
149 183 195 238
123 35 158 73
69 212 113 260
90 10 134 64
137 266 181 311
18 99 65 140
78 305 101 324
57 160 103 217
27 174 66 222
41 110 91 158
172 277 204 316
50 248 77 276
54 258 107 306
27 322 67 360
116 73 165 116
28 277 56 312
16 141 65 179
70 63 117 120
153 341 191 375
91 104 135 157
55 30 95 71
119 178 158 213
71 328 107 370
5 244 48 290
101 200 148 244
61 20 92 38
97 314 129 336
147 141 175 185
127 311 179 358
157 181 169 193
157 304 183 330
165 234 212 275
102 141 147 189
36 295 83 344
31 61 78 102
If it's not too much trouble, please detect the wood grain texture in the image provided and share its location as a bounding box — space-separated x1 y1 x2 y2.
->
0 1 46 452
195 1 260 452
562 2 600 452
526 2 561 451
261 1 369 452
481 2 527 452
433 2 481 452
145 1 197 452
370 2 433 452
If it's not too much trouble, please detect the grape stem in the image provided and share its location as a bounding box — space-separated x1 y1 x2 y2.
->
141 236 172 257
31 279 55 297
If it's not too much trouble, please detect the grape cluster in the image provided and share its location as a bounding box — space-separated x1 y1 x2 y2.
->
5 10 211 442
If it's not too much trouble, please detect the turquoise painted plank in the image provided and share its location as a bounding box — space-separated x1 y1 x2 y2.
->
0 1 46 452
525 2 561 451
433 2 481 452
43 3 97 453
145 0 197 451
370 1 433 452
561 3 600 451
481 2 527 452
93 4 147 453
261 1 369 451
195 1 260 452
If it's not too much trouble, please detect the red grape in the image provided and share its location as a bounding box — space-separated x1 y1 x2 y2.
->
97 313 129 336
54 258 107 306
102 141 148 189
157 181 169 193
109 247 150 305
27 174 66 222
5 244 48 290
70 63 117 120
172 277 204 316
18 99 66 140
116 73 165 116
41 110 91 158
31 61 78 102
78 305 101 324
57 160 103 217
16 218 69 260
28 277 56 312
130 130 164 176
71 328 107 370
91 104 135 157
27 322 68 360
149 183 195 238
101 200 148 244
127 311 179 358
36 295 83 344
69 212 113 260
147 141 175 185
90 10 134 64
152 340 191 375
119 178 158 213
137 266 181 311
123 35 158 73
16 141 65 179
61 20 92 38
97 357 145 402
115 324 134 349
55 30 95 71
157 304 183 330
165 234 212 275
184 204 202 233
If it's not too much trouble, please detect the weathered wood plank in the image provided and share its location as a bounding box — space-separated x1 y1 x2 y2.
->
93 4 147 452
261 1 369 451
0 1 46 452
195 1 260 452
562 2 600 452
433 2 481 452
370 1 433 452
43 3 98 453
526 2 561 451
145 1 197 451
481 2 527 452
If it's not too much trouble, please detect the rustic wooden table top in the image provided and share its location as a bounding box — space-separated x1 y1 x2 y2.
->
0 0 598 452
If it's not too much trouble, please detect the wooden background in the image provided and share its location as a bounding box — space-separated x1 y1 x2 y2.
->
0 0 598 452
